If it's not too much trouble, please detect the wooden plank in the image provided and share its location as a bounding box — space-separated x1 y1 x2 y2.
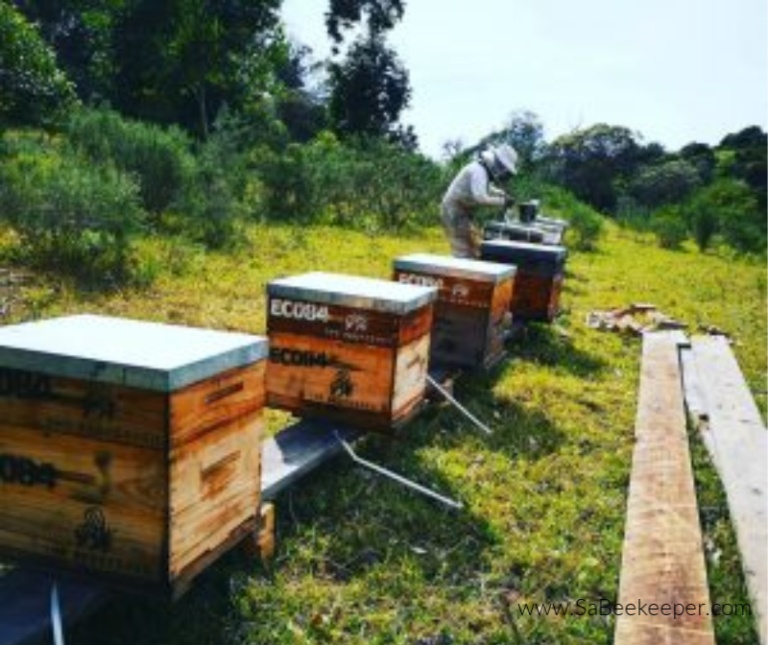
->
615 332 715 644
680 346 707 420
0 369 168 450
0 570 106 645
391 335 430 418
260 420 360 501
170 361 265 447
691 335 768 644
169 412 262 576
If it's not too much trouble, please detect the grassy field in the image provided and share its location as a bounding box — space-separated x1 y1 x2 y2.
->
2 221 765 644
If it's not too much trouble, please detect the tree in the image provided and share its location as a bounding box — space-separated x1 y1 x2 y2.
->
12 0 119 101
474 110 545 170
325 0 404 47
546 124 643 212
112 0 284 137
324 0 413 144
679 142 716 184
0 0 76 128
328 33 410 140
719 126 767 211
628 160 701 208
685 178 763 252
274 42 328 143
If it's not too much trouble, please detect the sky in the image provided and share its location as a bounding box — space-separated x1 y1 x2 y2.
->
281 0 768 159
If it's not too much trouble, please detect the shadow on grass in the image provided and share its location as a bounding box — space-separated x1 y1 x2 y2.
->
69 330 594 643
70 427 502 644
70 554 243 644
506 322 606 378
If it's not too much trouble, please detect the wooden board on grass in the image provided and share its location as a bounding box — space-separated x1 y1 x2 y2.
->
690 335 767 644
614 332 715 644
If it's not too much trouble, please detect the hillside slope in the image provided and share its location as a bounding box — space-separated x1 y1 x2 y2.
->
1 222 763 644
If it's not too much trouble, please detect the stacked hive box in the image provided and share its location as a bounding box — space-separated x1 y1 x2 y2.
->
392 254 516 370
483 222 545 244
480 240 568 322
483 221 566 246
266 272 437 431
0 314 267 596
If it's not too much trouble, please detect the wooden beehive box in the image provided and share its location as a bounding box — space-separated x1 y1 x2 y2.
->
393 254 516 370
483 221 566 246
0 314 267 596
266 272 437 431
480 240 568 322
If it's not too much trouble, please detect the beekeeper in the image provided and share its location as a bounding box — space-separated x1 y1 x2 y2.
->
441 144 518 258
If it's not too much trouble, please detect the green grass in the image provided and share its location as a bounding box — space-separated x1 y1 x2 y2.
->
2 221 765 644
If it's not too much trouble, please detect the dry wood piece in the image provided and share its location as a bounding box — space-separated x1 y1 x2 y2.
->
690 336 767 644
393 253 515 370
0 314 267 597
586 304 688 336
615 332 715 644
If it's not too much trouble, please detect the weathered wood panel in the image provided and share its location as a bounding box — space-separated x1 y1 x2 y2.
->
0 367 167 449
395 270 496 309
392 334 430 419
169 362 265 448
428 306 489 369
691 335 767 644
267 331 395 417
485 276 514 364
169 412 262 577
0 424 167 583
614 332 715 644
510 272 563 322
394 269 511 370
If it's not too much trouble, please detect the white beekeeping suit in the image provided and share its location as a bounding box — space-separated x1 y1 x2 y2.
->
441 144 518 258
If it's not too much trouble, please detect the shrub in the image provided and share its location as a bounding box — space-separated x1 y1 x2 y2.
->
254 142 317 222
67 108 194 214
628 160 701 208
569 203 604 251
0 145 145 283
175 117 249 249
180 173 243 250
650 208 688 249
690 208 719 251
684 178 764 253
252 132 443 230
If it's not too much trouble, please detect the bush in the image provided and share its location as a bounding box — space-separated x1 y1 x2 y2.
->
690 208 719 251
252 133 443 230
541 185 604 251
684 178 764 253
67 108 194 214
180 170 243 250
650 208 688 249
614 195 652 231
0 144 145 283
569 203 604 251
628 160 701 208
175 117 249 249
